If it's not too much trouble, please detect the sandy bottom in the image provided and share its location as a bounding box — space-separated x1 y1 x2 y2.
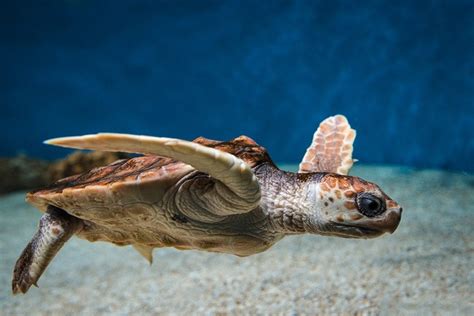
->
1 165 473 315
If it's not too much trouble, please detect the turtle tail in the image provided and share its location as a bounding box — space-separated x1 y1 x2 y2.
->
12 206 83 294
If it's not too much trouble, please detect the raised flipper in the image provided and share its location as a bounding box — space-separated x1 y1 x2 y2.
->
45 133 261 215
299 115 356 175
12 206 83 294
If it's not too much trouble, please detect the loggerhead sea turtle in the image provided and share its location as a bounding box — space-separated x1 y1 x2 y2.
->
12 115 402 294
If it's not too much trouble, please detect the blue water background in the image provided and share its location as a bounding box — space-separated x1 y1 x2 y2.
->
1 0 473 171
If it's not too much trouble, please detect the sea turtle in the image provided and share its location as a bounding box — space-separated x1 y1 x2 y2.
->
12 115 402 294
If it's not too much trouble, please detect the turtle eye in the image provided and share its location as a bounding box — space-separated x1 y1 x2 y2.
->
356 193 385 217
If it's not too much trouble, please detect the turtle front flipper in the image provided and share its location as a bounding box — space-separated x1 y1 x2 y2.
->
45 133 261 215
12 206 83 294
299 114 356 175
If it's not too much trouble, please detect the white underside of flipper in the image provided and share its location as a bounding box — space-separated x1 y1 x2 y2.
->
45 133 261 212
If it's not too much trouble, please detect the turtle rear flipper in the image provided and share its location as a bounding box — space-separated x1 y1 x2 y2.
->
12 206 83 294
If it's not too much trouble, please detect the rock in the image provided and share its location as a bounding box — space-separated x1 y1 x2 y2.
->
0 155 49 194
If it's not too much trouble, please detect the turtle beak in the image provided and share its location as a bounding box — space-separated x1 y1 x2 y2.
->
378 207 402 234
334 205 402 237
358 206 402 234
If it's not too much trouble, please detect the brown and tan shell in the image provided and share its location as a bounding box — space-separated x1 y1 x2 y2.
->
27 136 272 214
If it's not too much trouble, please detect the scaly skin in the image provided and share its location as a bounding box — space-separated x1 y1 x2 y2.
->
12 206 83 294
254 163 402 237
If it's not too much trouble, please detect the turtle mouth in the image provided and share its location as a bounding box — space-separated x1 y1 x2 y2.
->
330 222 384 238
330 208 402 238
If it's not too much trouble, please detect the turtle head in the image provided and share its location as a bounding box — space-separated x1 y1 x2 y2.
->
310 173 402 238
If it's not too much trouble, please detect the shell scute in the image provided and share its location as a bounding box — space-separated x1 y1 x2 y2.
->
27 136 271 213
